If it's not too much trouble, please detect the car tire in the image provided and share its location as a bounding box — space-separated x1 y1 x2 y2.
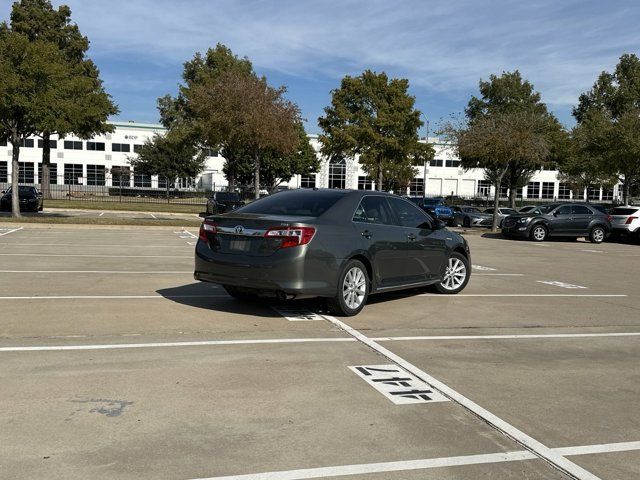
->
463 217 471 228
223 285 259 301
589 226 606 244
530 224 547 242
433 252 470 295
327 259 369 316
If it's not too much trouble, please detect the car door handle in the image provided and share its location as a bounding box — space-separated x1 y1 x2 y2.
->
407 233 417 241
361 230 373 239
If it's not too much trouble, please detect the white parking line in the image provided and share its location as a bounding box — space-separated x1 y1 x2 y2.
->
537 281 588 289
474 273 524 276
0 270 193 274
320 314 600 480
0 337 354 352
190 441 639 480
2 331 638 352
0 253 192 258
99 212 105 217
0 227 23 236
181 230 198 238
149 213 157 219
420 293 626 297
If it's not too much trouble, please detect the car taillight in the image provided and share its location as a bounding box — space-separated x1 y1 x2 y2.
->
199 220 217 242
626 216 637 224
265 226 316 248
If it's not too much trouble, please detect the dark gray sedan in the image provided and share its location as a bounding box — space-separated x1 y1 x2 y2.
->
195 189 471 316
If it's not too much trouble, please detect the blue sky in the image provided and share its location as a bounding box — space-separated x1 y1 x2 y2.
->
18 0 640 134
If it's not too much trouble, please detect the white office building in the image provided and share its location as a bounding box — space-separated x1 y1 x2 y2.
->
0 121 619 202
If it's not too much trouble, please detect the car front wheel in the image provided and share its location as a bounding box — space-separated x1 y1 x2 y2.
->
530 224 547 242
589 226 606 244
327 259 369 316
433 252 470 294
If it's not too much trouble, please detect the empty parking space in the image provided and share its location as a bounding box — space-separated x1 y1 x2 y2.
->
1 225 638 479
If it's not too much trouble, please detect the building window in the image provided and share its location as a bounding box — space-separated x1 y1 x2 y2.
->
429 159 444 167
133 144 144 154
37 163 58 184
112 143 131 153
111 166 131 187
445 159 460 168
19 138 35 148
602 187 614 201
477 180 491 196
300 174 316 189
37 139 57 149
541 182 554 199
516 187 523 198
64 140 83 150
87 141 106 151
558 183 571 199
18 162 35 183
177 177 195 189
64 163 83 185
328 159 346 189
158 176 169 190
0 139 6 147
134 173 152 188
587 186 600 201
499 185 509 198
527 182 540 198
0 161 7 182
358 176 374 191
409 177 424 196
86 164 106 186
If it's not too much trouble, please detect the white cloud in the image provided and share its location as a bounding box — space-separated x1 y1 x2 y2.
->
62 0 640 107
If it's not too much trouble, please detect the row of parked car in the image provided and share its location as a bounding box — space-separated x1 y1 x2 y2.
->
407 196 640 244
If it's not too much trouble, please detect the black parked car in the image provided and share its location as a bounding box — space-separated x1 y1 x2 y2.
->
0 186 43 212
195 189 471 316
205 191 244 215
502 203 612 243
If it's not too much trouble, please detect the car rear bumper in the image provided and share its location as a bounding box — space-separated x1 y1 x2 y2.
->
194 240 339 297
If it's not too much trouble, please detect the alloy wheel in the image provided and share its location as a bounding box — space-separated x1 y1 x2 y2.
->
342 266 366 310
533 226 546 241
592 228 605 243
441 257 467 291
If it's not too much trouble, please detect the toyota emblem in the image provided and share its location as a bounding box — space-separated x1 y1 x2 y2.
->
234 225 244 234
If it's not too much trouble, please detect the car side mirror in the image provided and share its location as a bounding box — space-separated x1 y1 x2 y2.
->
432 219 446 230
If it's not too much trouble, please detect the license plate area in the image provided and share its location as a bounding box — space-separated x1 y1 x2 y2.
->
229 238 250 252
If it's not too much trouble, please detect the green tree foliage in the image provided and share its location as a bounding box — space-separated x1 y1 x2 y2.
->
188 69 302 198
443 110 551 231
572 54 640 204
223 122 319 188
9 0 118 199
465 71 563 208
318 70 432 192
128 133 206 200
0 29 67 216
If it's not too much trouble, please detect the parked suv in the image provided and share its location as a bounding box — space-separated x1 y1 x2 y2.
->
0 186 43 212
205 192 244 215
502 203 612 243
408 197 454 225
610 205 640 240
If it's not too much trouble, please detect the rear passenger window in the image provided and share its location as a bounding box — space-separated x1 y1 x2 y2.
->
353 196 394 225
572 206 592 215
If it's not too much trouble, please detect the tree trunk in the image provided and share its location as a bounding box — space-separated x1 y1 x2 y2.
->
228 171 236 192
377 163 383 192
508 186 517 209
10 133 21 218
623 178 630 205
253 152 260 200
491 179 502 232
41 132 52 200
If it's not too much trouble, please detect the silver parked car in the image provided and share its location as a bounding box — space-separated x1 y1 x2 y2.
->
452 205 493 227
484 207 519 227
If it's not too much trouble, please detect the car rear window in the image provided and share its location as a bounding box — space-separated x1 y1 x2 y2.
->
611 207 639 215
238 190 347 217
215 192 240 202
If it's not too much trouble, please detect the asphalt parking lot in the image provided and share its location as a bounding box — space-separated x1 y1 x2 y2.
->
0 208 200 223
0 225 639 480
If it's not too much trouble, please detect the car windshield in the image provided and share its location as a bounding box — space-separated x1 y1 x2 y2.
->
5 186 37 195
463 207 481 213
539 204 560 214
238 190 347 217
215 192 240 202
423 198 444 206
502 209 518 215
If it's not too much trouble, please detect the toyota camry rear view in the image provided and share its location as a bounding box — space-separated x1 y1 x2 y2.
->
194 189 471 316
